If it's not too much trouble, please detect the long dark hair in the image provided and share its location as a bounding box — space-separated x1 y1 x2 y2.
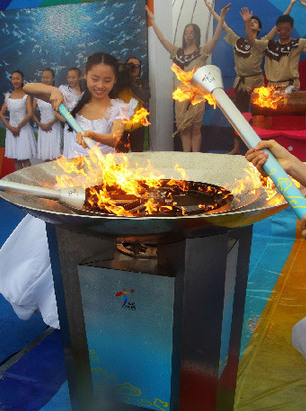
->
182 24 201 49
70 52 119 119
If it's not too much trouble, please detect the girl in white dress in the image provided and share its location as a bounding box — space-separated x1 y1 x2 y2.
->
0 70 36 170
58 67 83 158
33 68 62 161
0 53 136 329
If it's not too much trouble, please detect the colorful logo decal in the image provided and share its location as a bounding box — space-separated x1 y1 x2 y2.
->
116 288 135 310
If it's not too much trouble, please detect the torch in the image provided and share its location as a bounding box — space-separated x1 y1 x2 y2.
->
0 179 86 210
58 103 96 151
192 65 306 220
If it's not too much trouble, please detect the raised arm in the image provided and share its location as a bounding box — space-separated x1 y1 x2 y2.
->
241 7 256 44
145 5 174 54
204 3 231 54
204 0 230 33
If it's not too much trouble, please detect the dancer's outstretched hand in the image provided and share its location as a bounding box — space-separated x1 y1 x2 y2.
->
240 7 253 22
145 5 154 22
220 3 231 18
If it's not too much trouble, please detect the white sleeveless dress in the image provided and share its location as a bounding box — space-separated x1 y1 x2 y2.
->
36 99 62 160
68 98 135 158
4 93 37 160
58 85 82 159
0 98 135 329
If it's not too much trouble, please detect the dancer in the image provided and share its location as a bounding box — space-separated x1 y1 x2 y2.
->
245 139 306 360
0 53 135 329
244 2 306 89
204 0 298 154
117 57 151 152
58 67 83 158
0 70 36 170
32 68 62 161
146 3 231 152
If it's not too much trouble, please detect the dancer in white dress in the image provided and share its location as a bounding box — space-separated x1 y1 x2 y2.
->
0 70 36 170
33 68 62 161
58 67 83 158
0 53 136 329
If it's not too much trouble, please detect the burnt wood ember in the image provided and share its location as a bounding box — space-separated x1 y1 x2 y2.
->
84 179 233 216
250 90 306 116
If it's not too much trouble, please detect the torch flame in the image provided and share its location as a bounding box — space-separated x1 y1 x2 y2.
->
124 107 150 130
171 64 217 108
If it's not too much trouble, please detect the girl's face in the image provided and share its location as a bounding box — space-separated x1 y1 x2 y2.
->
184 25 195 45
67 70 81 89
84 63 116 99
11 72 23 89
41 70 55 86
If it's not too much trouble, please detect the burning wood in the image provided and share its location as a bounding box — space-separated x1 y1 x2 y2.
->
83 179 233 217
251 86 287 110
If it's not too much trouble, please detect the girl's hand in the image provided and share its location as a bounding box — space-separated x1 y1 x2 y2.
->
301 215 306 239
49 89 64 112
220 3 231 18
245 140 293 176
40 123 52 132
76 131 87 149
76 130 97 149
300 0 306 6
240 7 253 22
10 126 20 136
145 5 154 22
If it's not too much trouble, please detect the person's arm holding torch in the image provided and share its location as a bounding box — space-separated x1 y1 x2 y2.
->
246 140 306 238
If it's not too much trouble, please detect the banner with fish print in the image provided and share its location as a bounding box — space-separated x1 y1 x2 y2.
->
0 0 101 10
0 0 147 104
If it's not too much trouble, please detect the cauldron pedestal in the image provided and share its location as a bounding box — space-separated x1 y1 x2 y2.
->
46 222 253 411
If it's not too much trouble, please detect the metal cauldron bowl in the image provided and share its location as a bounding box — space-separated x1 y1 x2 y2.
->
0 152 287 238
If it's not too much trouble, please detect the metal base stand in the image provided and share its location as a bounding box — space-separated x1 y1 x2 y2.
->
46 224 252 411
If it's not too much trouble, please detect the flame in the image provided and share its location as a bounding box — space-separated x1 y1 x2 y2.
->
228 164 286 206
54 146 290 217
171 64 217 108
54 152 194 216
252 86 287 110
124 107 150 129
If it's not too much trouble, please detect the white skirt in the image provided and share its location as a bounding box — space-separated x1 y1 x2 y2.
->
0 214 59 329
62 124 77 159
5 124 37 160
37 121 62 160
